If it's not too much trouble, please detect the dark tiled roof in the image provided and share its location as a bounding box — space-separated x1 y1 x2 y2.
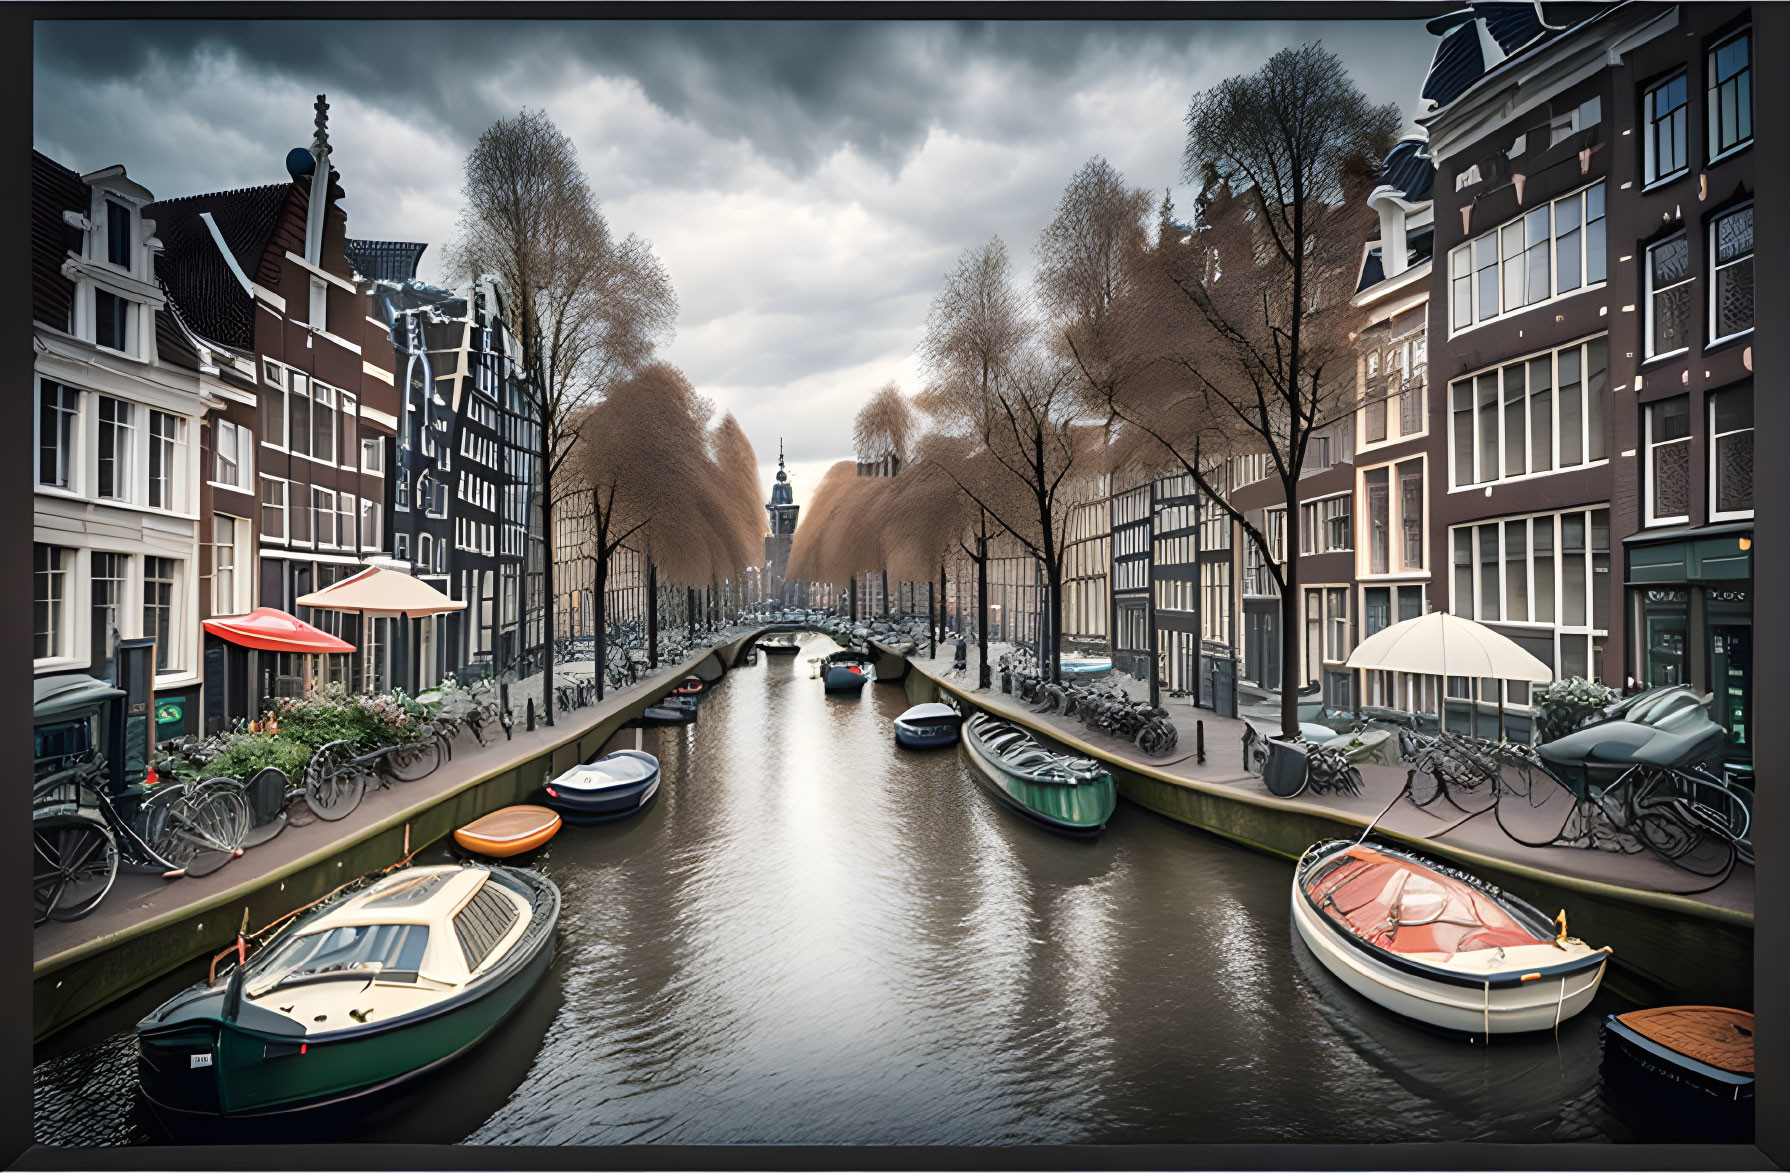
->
32 151 89 331
1381 137 1434 203
1423 20 1487 108
154 297 201 371
1356 247 1386 294
1409 225 1435 267
346 238 427 283
1479 1 1547 52
147 183 292 350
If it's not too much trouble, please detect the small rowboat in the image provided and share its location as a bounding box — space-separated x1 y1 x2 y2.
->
960 712 1115 833
759 636 800 656
821 651 873 692
1602 1006 1754 1107
453 806 561 858
1059 657 1112 676
893 702 963 748
543 750 661 824
1292 839 1610 1035
673 676 704 696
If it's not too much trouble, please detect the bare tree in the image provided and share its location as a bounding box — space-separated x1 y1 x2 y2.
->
445 108 676 722
852 382 916 473
1036 156 1155 341
1069 45 1395 737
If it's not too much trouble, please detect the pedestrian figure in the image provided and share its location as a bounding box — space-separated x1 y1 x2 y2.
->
953 635 967 671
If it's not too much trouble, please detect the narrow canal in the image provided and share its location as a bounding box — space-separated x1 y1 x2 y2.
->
37 632 1685 1146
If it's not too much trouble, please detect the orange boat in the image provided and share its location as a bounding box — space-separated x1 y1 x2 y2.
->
673 676 705 695
453 805 562 857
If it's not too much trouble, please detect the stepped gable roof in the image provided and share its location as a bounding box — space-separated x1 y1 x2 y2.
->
147 182 292 350
1380 137 1434 203
32 151 90 331
346 238 427 283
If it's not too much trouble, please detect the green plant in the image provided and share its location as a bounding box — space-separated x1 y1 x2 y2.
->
197 734 316 782
268 685 429 753
1532 676 1620 744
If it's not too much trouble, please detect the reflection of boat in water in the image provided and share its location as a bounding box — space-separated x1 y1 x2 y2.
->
893 702 962 748
137 864 559 1119
1292 839 1609 1036
1600 1006 1753 1142
759 635 800 656
543 750 661 823
960 712 1115 834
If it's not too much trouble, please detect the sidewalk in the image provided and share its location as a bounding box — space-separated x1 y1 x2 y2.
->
912 642 1753 917
33 628 758 970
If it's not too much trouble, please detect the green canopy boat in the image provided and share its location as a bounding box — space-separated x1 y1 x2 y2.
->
960 712 1116 834
137 863 558 1118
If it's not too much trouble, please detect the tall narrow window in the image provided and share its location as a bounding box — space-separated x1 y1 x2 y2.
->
1586 183 1607 285
91 552 127 677
1504 519 1528 621
1523 207 1551 305
1474 235 1498 322
1366 468 1389 574
1327 588 1348 662
38 381 78 488
313 487 338 547
1502 362 1526 477
1555 192 1583 293
1647 396 1692 523
1586 337 1609 462
1528 354 1554 473
260 476 287 540
97 396 132 501
214 516 238 615
143 557 176 672
1708 28 1752 159
312 383 336 463
1478 524 1501 621
148 410 180 510
288 375 311 457
1561 514 1588 627
1712 389 1754 518
261 365 287 448
1591 508 1611 632
1452 530 1473 617
1476 372 1499 483
1501 220 1527 312
34 544 68 660
214 419 239 487
106 199 133 267
1533 516 1555 623
1647 235 1692 357
1710 204 1753 343
1644 73 1689 184
95 289 129 353
1399 461 1424 570
1558 347 1584 469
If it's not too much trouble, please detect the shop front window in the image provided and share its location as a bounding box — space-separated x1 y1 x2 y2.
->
1640 588 1689 687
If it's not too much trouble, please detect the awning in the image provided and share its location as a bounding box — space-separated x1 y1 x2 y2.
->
295 566 467 615
203 607 356 654
34 674 125 719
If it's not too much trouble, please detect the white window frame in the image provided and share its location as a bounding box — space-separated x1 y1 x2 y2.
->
312 486 339 548
259 475 288 542
141 555 182 675
213 514 248 616
1448 336 1609 490
1645 233 1693 361
1644 398 1693 527
1707 26 1753 164
1709 391 1754 523
91 286 140 359
310 381 337 465
261 361 289 451
1358 455 1428 579
1708 202 1753 347
1447 507 1610 682
212 419 255 492
360 498 381 551
96 395 135 503
1447 181 1605 337
37 378 80 491
361 435 385 475
34 543 73 664
1643 70 1690 188
146 409 185 512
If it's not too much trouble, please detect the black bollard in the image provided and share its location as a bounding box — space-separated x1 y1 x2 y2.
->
526 698 536 732
1196 719 1205 765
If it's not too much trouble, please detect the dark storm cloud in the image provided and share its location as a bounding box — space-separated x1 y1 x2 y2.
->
34 20 1432 178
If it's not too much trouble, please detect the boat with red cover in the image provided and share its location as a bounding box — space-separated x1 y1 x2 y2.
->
1292 839 1610 1035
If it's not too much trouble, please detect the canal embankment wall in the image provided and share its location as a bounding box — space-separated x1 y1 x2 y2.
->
887 643 1752 1010
32 630 764 1045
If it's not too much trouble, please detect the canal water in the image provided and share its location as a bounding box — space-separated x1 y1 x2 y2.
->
37 631 1690 1146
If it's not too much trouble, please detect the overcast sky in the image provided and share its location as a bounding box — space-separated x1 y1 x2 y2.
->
35 18 1436 512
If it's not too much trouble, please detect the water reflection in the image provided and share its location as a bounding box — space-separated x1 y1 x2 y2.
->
38 630 1663 1145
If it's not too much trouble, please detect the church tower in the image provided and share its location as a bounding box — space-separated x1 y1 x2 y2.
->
765 439 799 603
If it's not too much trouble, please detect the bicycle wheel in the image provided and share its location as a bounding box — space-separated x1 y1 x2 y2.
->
1406 767 1443 808
1634 798 1735 877
140 781 250 869
304 753 366 822
384 737 444 782
34 813 118 925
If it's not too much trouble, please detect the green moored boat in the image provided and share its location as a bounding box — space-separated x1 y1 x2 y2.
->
960 712 1116 834
136 863 558 1119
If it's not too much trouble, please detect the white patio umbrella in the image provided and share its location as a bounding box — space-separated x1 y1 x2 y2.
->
1345 611 1552 738
297 567 466 694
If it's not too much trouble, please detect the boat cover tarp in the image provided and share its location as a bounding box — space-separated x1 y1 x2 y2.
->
1306 847 1543 958
897 703 959 724
202 607 355 654
555 751 658 791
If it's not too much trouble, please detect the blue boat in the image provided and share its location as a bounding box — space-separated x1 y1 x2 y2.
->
893 702 963 748
1059 657 1112 676
543 750 660 823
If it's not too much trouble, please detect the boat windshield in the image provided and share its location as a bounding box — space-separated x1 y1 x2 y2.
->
249 923 430 993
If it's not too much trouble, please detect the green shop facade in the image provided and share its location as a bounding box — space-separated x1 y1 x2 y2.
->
1627 524 1752 766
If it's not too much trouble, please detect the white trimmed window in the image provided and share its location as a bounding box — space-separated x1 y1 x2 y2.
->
313 486 338 548
94 288 136 355
288 373 311 457
338 493 356 551
1709 203 1753 345
1450 182 1605 332
214 419 253 491
1645 396 1692 526
1643 72 1689 186
361 436 384 475
311 382 336 464
1708 27 1752 161
360 498 381 550
147 410 184 511
1449 507 1610 681
143 556 179 672
34 544 70 661
214 515 248 615
1450 336 1608 488
259 475 288 540
261 362 288 449
1711 389 1753 521
1362 458 1425 576
38 380 79 489
1299 494 1352 555
96 396 134 501
1646 234 1692 359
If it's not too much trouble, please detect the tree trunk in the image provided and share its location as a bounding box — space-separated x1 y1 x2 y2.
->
1279 480 1300 738
976 530 990 689
594 545 608 702
849 575 858 623
881 568 890 618
539 453 555 727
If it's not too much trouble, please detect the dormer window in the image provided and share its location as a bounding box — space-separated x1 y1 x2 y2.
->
95 289 131 353
106 200 132 269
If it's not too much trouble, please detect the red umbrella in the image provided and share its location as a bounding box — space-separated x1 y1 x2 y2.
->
202 607 355 655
